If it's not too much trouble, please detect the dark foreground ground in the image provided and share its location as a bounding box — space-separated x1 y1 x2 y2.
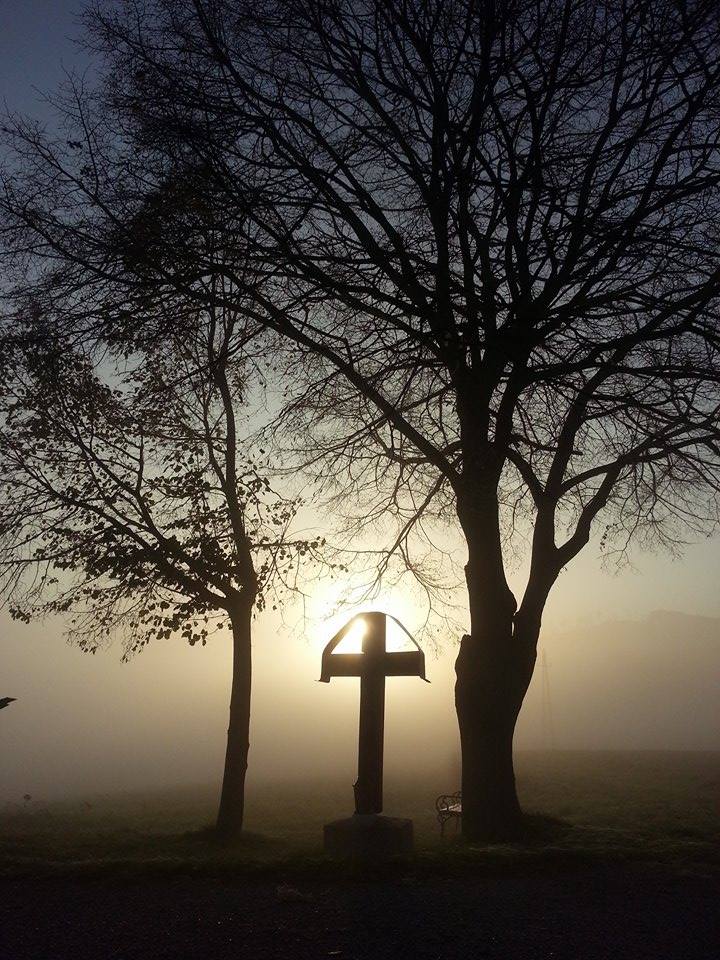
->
2 752 718 959
3 866 718 960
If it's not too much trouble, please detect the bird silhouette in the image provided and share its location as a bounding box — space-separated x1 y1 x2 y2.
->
0 697 17 709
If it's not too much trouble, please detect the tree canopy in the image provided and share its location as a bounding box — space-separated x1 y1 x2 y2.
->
0 288 331 645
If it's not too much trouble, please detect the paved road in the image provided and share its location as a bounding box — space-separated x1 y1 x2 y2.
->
2 866 717 959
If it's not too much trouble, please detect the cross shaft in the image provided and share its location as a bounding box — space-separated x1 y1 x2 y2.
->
319 611 427 815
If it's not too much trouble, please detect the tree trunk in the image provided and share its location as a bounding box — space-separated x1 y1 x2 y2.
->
455 625 536 841
455 491 539 841
215 599 253 842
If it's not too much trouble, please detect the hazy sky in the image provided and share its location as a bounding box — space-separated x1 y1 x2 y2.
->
1 2 718 805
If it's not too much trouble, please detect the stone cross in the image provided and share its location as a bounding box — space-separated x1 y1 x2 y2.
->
320 611 428 815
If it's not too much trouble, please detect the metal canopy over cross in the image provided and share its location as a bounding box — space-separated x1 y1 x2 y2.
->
320 611 429 815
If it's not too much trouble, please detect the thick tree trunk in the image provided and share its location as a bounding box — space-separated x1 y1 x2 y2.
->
455 624 536 841
455 488 540 841
215 599 252 842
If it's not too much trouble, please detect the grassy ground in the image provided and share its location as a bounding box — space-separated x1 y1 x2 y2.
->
2 750 718 878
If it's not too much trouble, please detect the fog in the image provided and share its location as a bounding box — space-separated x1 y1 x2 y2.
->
2 539 718 804
2 0 718 812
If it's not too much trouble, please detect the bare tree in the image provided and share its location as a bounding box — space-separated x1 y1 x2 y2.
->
3 0 720 839
0 300 322 840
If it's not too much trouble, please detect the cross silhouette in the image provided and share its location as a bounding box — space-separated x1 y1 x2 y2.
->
320 611 428 815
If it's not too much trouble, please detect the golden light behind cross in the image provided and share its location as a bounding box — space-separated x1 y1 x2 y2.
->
336 617 367 654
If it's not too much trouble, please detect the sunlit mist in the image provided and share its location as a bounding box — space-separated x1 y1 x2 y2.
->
335 617 368 654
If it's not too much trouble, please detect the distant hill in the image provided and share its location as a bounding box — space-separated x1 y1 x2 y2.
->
518 610 720 751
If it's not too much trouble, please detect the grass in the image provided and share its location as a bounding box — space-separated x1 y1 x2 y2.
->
1 750 718 879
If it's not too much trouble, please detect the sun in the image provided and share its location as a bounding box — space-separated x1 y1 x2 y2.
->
335 617 367 654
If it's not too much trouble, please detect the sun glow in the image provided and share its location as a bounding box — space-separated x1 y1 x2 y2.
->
335 617 367 654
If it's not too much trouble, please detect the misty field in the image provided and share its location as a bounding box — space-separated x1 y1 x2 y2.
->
2 750 718 877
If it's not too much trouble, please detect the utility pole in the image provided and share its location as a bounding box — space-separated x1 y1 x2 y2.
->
540 650 556 750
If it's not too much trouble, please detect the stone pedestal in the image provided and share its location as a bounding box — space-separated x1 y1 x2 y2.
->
323 814 414 859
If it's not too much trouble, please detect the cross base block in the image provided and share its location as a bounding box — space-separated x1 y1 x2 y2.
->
323 814 414 860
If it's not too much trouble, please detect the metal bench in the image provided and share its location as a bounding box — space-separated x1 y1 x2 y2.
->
435 790 462 837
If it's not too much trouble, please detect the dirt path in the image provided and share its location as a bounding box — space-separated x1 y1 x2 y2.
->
2 865 717 959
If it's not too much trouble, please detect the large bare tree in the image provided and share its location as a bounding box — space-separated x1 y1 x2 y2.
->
3 0 720 838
